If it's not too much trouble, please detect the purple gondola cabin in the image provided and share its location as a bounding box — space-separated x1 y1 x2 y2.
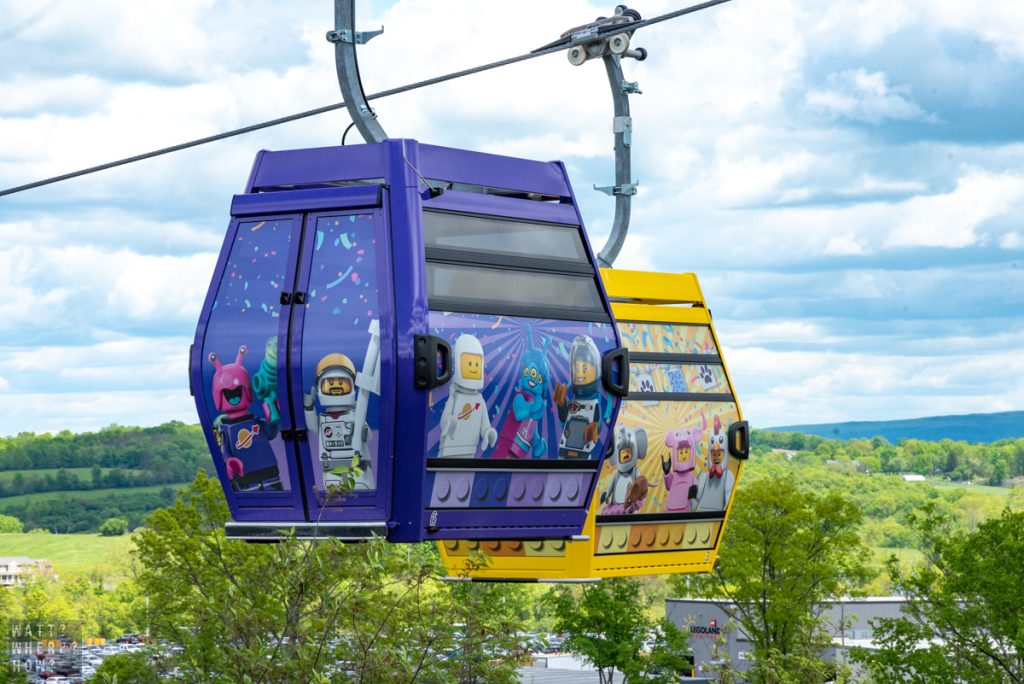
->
191 140 629 542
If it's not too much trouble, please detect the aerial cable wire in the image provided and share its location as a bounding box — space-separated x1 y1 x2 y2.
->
0 0 732 199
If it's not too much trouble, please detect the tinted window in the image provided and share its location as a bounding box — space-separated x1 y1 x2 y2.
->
423 211 588 262
427 263 603 313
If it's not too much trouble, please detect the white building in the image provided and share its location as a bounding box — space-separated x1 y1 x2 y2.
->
0 556 54 586
666 596 910 682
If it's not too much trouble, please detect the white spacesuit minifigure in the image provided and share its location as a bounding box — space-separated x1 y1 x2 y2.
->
438 334 497 457
695 415 735 511
304 320 381 490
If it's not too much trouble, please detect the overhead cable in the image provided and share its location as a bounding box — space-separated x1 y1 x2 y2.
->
0 0 732 198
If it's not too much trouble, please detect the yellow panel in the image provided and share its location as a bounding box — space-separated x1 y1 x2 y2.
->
437 269 747 580
600 269 705 306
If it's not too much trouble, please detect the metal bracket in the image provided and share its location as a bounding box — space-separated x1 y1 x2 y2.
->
613 115 632 147
594 181 639 196
326 27 383 45
620 79 641 95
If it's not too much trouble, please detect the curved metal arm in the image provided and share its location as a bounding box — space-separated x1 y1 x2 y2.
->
596 53 634 268
329 0 387 143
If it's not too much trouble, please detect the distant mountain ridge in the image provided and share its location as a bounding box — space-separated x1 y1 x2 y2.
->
767 410 1024 444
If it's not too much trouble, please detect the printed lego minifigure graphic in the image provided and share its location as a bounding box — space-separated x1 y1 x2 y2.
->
696 415 735 512
663 426 701 512
303 320 381 490
554 335 603 459
296 213 384 497
493 328 551 458
439 334 498 457
599 425 650 514
209 343 283 492
425 313 618 464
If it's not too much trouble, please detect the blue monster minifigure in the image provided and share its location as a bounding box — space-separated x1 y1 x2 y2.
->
493 327 551 458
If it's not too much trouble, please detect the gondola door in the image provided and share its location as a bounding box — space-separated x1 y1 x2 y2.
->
286 205 395 528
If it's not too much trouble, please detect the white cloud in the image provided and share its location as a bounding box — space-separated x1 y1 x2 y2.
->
999 232 1024 250
806 69 937 125
0 244 216 334
823 235 869 256
725 343 1024 427
886 170 1024 248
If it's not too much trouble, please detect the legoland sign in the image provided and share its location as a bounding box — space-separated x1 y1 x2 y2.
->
688 617 722 639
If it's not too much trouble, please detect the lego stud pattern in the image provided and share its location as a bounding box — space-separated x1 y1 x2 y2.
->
428 471 593 509
593 521 722 555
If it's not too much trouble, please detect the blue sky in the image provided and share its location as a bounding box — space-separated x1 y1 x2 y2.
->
0 0 1022 435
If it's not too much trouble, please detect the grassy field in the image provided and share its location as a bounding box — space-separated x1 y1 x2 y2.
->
0 482 190 506
0 467 144 483
927 478 1013 497
0 532 135 580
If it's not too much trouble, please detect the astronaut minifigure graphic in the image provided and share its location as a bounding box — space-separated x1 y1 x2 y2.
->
209 344 282 492
304 319 381 490
439 333 498 457
553 335 602 459
696 415 735 511
599 425 650 514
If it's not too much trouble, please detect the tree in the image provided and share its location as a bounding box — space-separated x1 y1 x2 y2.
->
989 457 1008 486
676 477 870 683
94 652 161 684
0 513 23 533
131 470 524 683
855 506 1024 683
99 517 129 536
546 577 691 684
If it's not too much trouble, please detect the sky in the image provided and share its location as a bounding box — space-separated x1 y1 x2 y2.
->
0 0 1022 436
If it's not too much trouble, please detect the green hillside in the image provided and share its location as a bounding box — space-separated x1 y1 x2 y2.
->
0 532 134 579
0 467 143 482
0 483 190 507
768 410 1024 444
0 421 208 532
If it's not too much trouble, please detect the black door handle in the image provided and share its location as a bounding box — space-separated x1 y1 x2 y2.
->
728 420 750 460
414 335 452 389
601 347 630 397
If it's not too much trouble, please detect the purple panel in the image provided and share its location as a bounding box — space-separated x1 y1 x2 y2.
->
289 208 397 524
507 473 548 507
194 216 306 521
383 140 433 541
429 471 474 508
543 473 591 507
422 507 588 540
249 144 387 191
423 190 579 226
231 185 381 216
418 144 571 198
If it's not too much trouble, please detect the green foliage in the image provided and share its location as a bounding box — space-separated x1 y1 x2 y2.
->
545 577 690 684
94 651 162 684
131 470 526 683
2 484 182 532
0 421 207 532
0 512 23 532
678 477 870 684
754 429 1024 483
99 517 129 536
854 507 1024 683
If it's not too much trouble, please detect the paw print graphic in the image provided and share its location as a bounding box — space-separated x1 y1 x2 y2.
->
698 364 718 389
